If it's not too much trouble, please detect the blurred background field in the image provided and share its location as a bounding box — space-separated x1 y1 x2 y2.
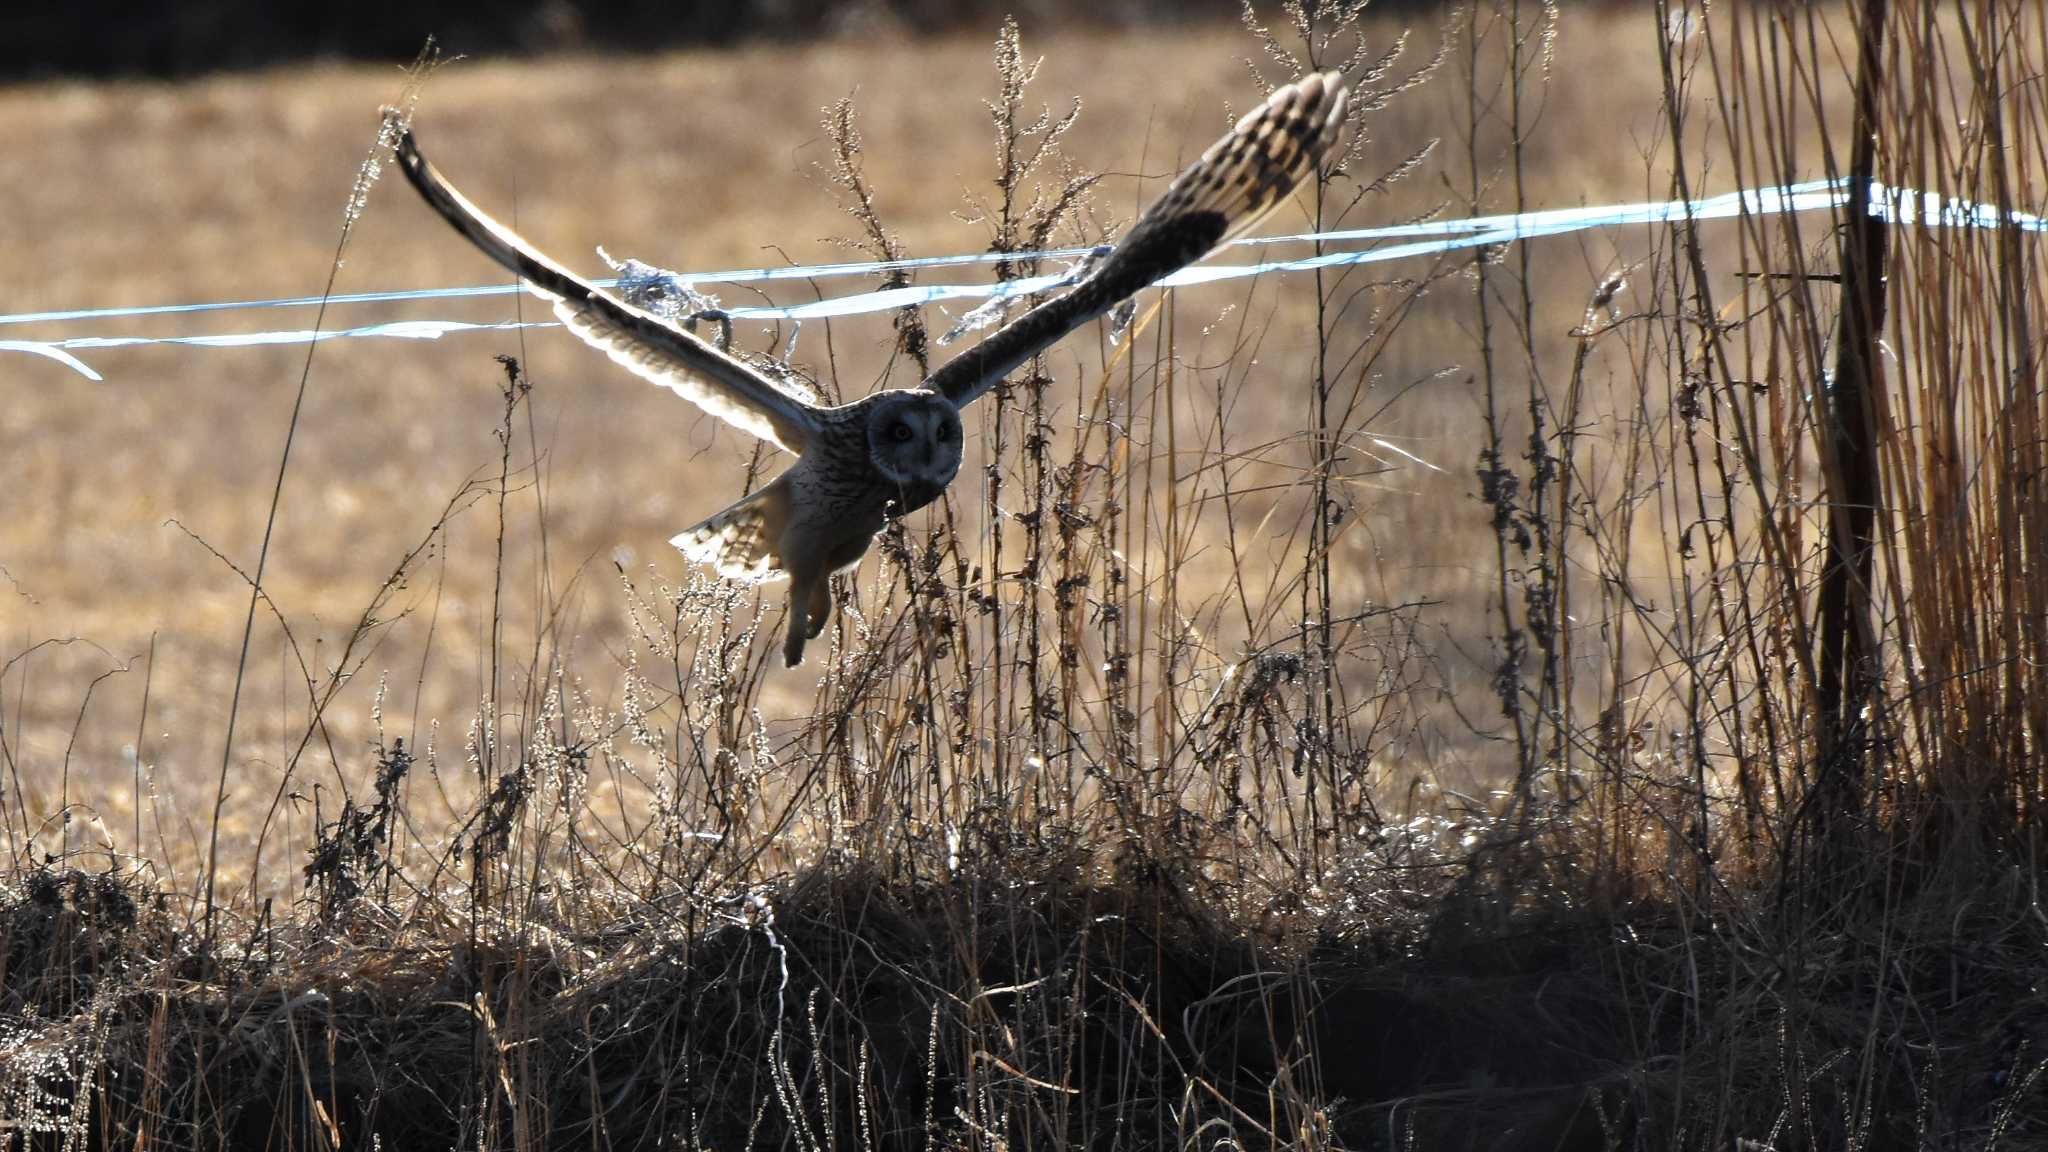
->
1 7 1664 876
5 2 2048 1148
0 0 1452 78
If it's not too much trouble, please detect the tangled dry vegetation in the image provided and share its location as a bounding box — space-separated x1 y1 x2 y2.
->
4 3 2048 1149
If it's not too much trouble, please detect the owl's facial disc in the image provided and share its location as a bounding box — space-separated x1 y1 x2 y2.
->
869 392 964 492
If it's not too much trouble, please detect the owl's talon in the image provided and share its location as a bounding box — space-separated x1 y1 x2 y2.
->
806 579 832 640
785 578 825 665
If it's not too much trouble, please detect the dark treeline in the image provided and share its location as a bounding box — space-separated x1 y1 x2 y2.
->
2 1 1461 80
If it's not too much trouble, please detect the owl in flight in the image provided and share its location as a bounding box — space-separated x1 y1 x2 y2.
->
395 71 1347 666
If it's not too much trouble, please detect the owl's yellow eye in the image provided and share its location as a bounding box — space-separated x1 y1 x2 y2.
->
890 422 915 442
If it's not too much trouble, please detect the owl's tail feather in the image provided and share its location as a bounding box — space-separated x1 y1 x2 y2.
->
670 476 791 584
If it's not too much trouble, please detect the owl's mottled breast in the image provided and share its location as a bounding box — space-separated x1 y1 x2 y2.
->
809 414 888 503
884 476 948 517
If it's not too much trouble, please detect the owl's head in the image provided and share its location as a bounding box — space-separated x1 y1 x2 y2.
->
866 390 964 499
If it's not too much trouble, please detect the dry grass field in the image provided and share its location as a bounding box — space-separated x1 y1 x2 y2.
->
3 3 2047 1148
1 12 1668 873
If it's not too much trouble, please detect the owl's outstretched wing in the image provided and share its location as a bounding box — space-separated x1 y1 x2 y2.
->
926 71 1348 409
395 131 824 455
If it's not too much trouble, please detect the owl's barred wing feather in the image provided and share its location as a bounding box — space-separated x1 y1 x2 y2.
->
670 475 793 584
927 71 1348 409
394 131 824 455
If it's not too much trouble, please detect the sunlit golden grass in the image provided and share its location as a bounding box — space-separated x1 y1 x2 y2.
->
0 16 1679 868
